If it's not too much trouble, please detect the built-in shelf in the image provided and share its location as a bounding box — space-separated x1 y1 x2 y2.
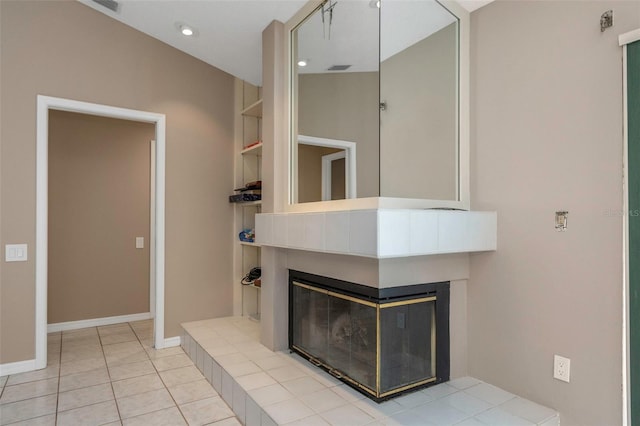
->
241 99 262 118
236 84 262 323
241 142 262 156
242 283 262 290
236 200 261 207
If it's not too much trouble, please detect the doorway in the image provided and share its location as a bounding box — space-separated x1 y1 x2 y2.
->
48 111 154 328
296 134 356 203
321 151 346 201
35 95 166 370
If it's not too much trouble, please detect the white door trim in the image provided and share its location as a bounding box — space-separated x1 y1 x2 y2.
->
150 140 157 319
620 28 640 47
321 151 346 201
36 95 167 370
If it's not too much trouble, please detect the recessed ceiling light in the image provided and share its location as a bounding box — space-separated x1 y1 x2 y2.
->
298 59 308 67
175 22 197 37
369 0 380 8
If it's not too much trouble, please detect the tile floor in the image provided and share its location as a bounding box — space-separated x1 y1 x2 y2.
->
0 320 240 426
0 318 561 426
182 317 560 426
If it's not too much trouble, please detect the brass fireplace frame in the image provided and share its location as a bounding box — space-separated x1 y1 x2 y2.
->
289 272 449 401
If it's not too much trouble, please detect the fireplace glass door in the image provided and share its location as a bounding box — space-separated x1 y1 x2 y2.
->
379 300 435 393
291 280 438 400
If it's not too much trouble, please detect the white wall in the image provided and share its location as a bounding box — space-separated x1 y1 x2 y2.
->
469 1 640 424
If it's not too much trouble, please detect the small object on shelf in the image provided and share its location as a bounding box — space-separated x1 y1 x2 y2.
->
241 267 261 286
238 228 255 243
229 193 261 203
234 180 262 192
230 181 263 202
241 142 262 156
243 140 262 150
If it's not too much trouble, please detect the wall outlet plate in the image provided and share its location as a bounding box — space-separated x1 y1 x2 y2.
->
554 354 570 382
555 211 568 231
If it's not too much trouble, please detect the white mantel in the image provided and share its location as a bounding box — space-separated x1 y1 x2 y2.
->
256 209 497 259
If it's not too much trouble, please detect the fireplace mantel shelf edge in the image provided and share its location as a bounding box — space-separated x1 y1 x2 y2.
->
255 209 497 259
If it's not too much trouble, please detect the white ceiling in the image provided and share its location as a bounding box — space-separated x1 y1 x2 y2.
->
78 0 492 86
296 0 458 74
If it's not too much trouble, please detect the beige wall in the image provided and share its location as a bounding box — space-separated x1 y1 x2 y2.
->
380 23 457 200
48 111 153 324
0 0 235 364
469 1 640 424
298 72 379 199
298 145 342 203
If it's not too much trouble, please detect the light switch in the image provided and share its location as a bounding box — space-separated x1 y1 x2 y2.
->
6 244 28 262
136 237 144 249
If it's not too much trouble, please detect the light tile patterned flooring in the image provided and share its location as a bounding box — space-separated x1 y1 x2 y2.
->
0 320 240 425
182 317 560 426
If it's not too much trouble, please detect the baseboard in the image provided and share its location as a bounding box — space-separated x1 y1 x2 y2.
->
48 312 153 333
0 359 37 377
164 336 181 347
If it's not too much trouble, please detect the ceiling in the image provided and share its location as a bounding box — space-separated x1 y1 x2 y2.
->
78 0 492 86
296 0 458 74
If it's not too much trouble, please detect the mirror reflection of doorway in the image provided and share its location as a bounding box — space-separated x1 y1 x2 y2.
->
322 151 346 201
297 135 356 203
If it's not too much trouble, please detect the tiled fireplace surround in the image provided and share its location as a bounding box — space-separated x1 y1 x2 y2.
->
181 209 559 425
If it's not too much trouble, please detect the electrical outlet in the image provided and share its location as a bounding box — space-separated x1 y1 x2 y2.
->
554 355 571 382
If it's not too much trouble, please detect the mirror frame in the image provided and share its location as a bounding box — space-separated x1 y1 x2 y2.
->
284 0 470 212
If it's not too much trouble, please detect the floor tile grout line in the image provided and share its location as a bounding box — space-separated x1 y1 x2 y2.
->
8 321 241 426
129 319 198 425
0 375 6 400
98 324 126 424
56 397 122 415
145 324 239 425
140 323 193 426
55 332 64 426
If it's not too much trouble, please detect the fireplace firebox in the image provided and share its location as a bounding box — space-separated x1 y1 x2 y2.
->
289 270 450 402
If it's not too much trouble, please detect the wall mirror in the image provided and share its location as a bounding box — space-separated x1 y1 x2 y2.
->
289 0 468 208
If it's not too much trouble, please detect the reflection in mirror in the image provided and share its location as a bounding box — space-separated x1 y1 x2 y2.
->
292 0 459 204
380 1 458 200
297 135 356 203
293 1 379 203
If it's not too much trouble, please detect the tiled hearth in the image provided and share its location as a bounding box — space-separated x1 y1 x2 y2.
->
182 317 559 426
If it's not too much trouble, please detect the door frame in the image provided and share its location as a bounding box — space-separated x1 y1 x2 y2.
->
298 134 357 200
321 150 346 201
620 28 640 426
35 95 167 369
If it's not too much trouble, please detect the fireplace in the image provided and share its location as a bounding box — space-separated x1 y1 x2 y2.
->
289 270 450 402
